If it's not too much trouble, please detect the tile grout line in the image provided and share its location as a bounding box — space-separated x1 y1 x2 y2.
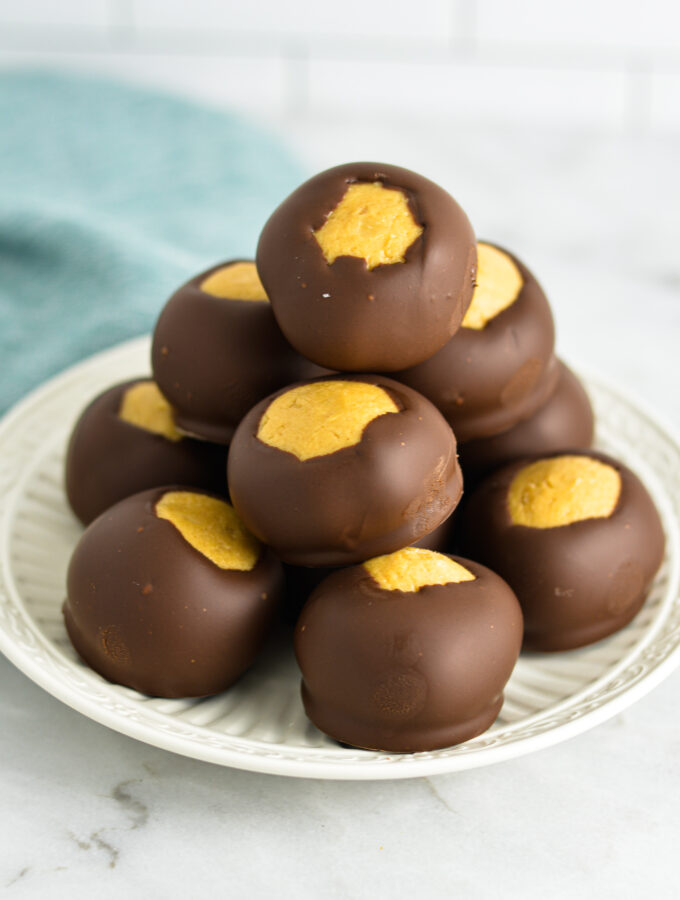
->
623 58 653 136
107 0 135 50
283 41 310 119
451 0 477 54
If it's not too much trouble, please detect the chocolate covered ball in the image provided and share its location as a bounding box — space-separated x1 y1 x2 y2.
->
460 451 665 651
228 375 463 567
458 360 595 484
295 548 523 752
65 379 228 525
394 242 558 441
256 162 477 372
64 488 283 697
151 259 324 444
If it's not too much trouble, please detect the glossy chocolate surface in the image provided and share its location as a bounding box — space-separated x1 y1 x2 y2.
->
394 244 557 441
228 375 463 567
256 162 477 372
151 260 325 444
295 556 523 752
65 379 228 525
64 487 283 697
411 512 455 553
458 360 595 484
281 515 455 625
460 451 665 651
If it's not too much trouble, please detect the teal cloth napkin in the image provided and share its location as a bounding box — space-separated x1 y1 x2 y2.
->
0 70 303 413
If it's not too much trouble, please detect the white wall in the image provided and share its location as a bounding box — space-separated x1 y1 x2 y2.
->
1 0 679 132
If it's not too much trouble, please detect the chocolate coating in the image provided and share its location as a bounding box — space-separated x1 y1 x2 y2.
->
151 260 325 444
458 360 595 484
295 557 523 752
65 379 228 525
64 487 283 697
228 375 463 567
393 244 557 441
256 162 477 372
411 512 455 553
459 451 665 651
281 516 455 625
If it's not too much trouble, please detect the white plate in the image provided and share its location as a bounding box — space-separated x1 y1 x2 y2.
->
0 337 679 780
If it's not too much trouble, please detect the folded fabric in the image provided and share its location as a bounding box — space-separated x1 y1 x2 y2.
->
0 69 303 413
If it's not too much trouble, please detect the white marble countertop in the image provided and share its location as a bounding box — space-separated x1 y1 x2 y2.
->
1 111 679 898
2 656 679 898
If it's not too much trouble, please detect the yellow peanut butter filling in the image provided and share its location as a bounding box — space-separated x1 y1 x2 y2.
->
118 381 182 442
364 547 475 593
508 455 621 529
462 242 523 330
313 182 423 270
200 261 268 301
257 381 399 461
155 491 259 571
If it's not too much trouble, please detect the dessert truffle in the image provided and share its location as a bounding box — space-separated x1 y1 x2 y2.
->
64 488 282 697
458 360 594 484
295 548 523 752
460 451 665 651
151 259 325 444
65 379 228 525
394 242 558 441
256 162 477 372
228 375 463 567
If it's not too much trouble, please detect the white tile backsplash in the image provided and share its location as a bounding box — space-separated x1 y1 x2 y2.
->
476 0 680 52
306 58 627 127
0 50 287 118
132 0 456 44
651 71 680 130
1 0 679 133
0 0 111 28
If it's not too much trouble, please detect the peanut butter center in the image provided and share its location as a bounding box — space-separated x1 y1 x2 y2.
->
364 547 475 592
508 455 621 529
200 261 268 301
257 380 399 461
462 243 523 330
155 491 259 570
313 182 423 270
118 381 181 442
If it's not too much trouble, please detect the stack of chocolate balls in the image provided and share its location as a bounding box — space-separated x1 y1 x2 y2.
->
63 162 665 754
